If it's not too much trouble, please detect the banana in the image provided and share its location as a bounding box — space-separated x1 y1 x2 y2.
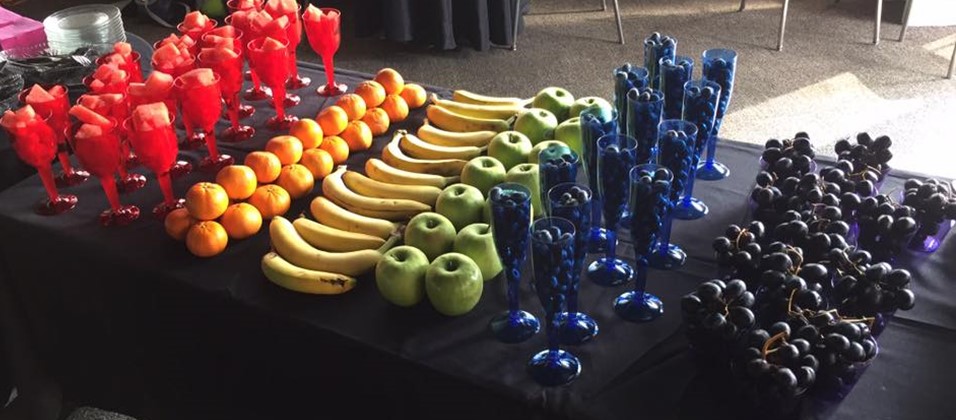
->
382 132 468 177
452 89 530 107
292 217 386 252
269 216 398 277
417 120 497 148
365 158 459 189
398 131 483 161
429 94 523 120
426 104 511 133
261 252 357 295
323 167 432 221
342 170 442 207
310 195 397 239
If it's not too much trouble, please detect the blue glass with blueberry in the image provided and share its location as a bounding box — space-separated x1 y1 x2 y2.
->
626 87 664 165
615 164 672 322
548 183 599 345
698 48 737 181
580 107 618 253
613 63 648 135
587 133 637 287
643 32 676 90
673 79 720 220
659 56 694 120
651 120 697 270
539 149 579 215
487 183 540 343
527 217 582 386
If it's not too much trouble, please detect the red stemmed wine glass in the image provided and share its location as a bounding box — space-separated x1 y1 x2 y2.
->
19 85 90 187
265 1 310 91
82 67 131 95
1 107 78 215
97 52 144 83
77 93 147 193
177 19 218 47
174 71 234 171
198 41 255 142
68 119 140 226
227 11 272 102
303 6 346 96
124 109 185 219
202 26 256 121
127 78 193 179
248 37 299 130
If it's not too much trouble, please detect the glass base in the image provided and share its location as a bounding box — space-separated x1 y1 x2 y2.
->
696 161 730 181
55 170 90 188
118 173 147 194
527 349 581 387
200 154 235 172
170 160 193 179
648 244 687 270
317 82 347 96
183 132 206 150
238 104 255 119
221 125 255 142
286 75 311 90
152 198 185 220
36 194 77 215
588 227 609 253
587 257 634 287
489 310 540 343
555 312 599 345
672 197 709 220
271 94 301 108
99 205 140 226
266 114 299 131
243 86 271 101
614 291 664 322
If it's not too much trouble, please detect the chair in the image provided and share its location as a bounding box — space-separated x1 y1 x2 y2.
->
741 0 885 51
898 0 956 79
511 0 625 50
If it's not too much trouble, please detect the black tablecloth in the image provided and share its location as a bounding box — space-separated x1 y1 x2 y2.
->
0 63 954 420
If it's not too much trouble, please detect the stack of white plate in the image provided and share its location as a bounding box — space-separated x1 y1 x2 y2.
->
43 4 126 55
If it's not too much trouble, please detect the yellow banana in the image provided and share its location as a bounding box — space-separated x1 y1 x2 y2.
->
342 170 442 207
382 132 468 177
426 104 510 133
323 167 432 221
429 94 523 120
261 252 357 295
365 158 459 189
417 120 497 148
292 217 386 252
269 216 398 277
398 131 484 161
451 89 530 107
310 195 397 239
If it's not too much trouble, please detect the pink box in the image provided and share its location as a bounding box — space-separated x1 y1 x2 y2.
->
0 7 47 52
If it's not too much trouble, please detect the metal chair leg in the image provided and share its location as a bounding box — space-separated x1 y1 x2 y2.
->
777 0 789 51
602 0 607 12
512 0 521 50
739 0 747 12
613 0 624 45
874 0 883 45
948 41 956 79
898 0 912 41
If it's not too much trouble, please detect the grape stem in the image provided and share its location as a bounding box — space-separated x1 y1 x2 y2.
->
761 331 789 359
734 228 750 249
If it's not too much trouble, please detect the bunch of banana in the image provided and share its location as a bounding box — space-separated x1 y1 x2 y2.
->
293 217 386 252
398 131 483 161
382 132 468 177
417 120 497 148
365 158 459 188
261 252 357 295
323 166 432 221
342 170 442 207
429 94 523 120
310 196 398 239
425 104 510 133
451 89 531 108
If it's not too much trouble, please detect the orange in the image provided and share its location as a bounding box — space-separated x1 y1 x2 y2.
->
185 182 230 221
335 93 367 121
247 184 291 219
265 135 304 165
340 120 373 151
317 105 349 136
381 94 409 122
354 80 386 108
374 68 405 95
275 164 315 199
318 135 349 164
164 208 195 241
399 83 427 109
220 202 263 239
362 107 390 136
215 165 258 200
300 148 334 180
288 118 324 149
244 151 282 183
186 220 229 257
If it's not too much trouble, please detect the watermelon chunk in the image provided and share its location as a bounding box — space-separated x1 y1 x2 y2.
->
78 95 105 110
177 68 216 88
302 4 321 22
265 15 289 34
153 43 183 64
113 42 132 59
203 35 234 50
15 104 37 121
103 53 126 66
89 80 106 91
200 47 239 62
178 34 197 49
98 93 124 106
207 25 236 38
75 123 104 140
236 0 258 9
249 10 273 31
93 63 122 81
128 83 148 99
229 10 251 29
182 11 210 30
25 84 55 104
260 37 286 52
132 103 171 131
0 110 22 129
158 34 183 49
48 85 66 97
265 0 297 16
144 71 175 95
69 105 111 126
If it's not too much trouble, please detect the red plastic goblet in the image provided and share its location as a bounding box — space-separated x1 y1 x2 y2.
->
266 3 310 91
97 52 144 83
2 109 78 215
201 28 256 122
82 69 131 95
124 115 185 219
18 85 90 187
77 93 147 193
303 7 346 96
198 49 255 142
174 72 234 171
177 19 218 47
247 37 299 130
227 12 272 102
69 120 140 226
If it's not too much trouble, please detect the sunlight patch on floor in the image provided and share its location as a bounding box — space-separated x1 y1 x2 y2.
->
923 34 956 60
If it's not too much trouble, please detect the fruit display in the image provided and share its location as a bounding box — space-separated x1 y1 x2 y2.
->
901 178 956 252
165 175 266 257
834 133 893 183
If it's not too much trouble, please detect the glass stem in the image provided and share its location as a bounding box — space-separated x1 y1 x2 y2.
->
205 132 220 159
158 172 175 206
37 164 60 201
605 226 618 264
682 168 698 207
633 261 648 294
506 269 520 316
100 176 121 211
568 266 581 314
321 55 336 88
658 215 674 257
57 150 74 174
704 135 718 167
289 52 299 78
251 70 263 90
590 196 602 231
273 85 287 120
546 311 559 352
228 93 241 130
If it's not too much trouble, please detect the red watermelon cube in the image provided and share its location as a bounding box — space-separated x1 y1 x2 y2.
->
144 71 175 96
132 102 171 131
48 85 66 97
69 105 111 126
200 47 239 62
75 123 104 140
113 42 133 59
207 25 236 38
202 35 233 50
182 11 210 30
24 84 55 104
153 43 183 65
260 37 285 52
177 68 216 88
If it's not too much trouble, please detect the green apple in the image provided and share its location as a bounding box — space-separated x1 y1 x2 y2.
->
375 246 429 307
528 140 571 164
505 163 542 218
453 223 502 281
482 196 492 223
460 156 506 197
569 96 613 119
487 131 532 171
514 108 558 145
425 253 483 316
404 212 457 261
554 117 583 158
532 87 575 122
436 183 485 231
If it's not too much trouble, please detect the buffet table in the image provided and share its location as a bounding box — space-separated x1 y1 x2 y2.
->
0 63 954 420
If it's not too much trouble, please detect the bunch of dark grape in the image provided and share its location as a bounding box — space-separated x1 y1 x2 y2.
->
681 279 756 361
796 313 879 400
820 160 877 198
771 213 850 264
733 326 817 408
854 195 919 262
761 134 816 177
712 221 766 286
750 171 805 226
902 178 956 249
830 256 916 320
753 244 829 324
834 133 893 182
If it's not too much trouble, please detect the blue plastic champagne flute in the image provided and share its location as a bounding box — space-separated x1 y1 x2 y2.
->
643 32 676 90
549 183 599 345
539 149 579 215
488 183 540 343
659 56 694 120
613 64 648 136
650 119 697 270
580 107 618 253
587 133 637 287
626 87 664 165
672 79 720 220
697 48 737 181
